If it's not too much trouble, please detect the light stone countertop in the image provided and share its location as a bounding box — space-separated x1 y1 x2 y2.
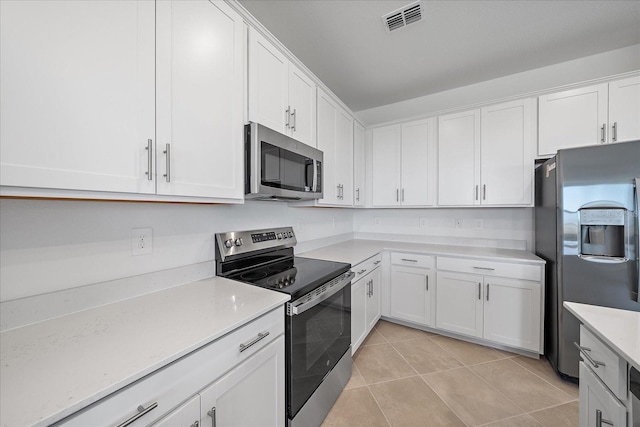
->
300 239 545 267
0 277 289 427
564 302 640 371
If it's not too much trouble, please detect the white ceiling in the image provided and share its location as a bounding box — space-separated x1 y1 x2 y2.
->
238 0 640 112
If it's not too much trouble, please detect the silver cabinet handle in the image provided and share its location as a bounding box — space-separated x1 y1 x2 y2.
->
475 185 479 200
291 108 296 131
191 421 199 427
337 184 341 199
482 184 486 201
145 139 153 181
573 342 606 368
425 275 429 291
239 331 270 352
116 402 158 427
473 266 495 271
401 188 405 202
612 122 617 142
373 260 381 265
369 280 373 297
285 106 290 129
357 269 367 275
396 188 399 202
596 409 614 426
356 188 360 201
163 143 171 182
600 123 606 143
401 258 418 262
478 283 481 300
486 283 489 301
207 407 217 427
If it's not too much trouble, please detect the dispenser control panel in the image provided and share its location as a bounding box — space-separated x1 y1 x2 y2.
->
580 209 625 226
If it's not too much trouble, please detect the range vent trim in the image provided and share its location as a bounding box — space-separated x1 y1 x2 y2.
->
382 1 423 32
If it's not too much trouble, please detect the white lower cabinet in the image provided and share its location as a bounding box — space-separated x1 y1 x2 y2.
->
59 308 285 427
389 254 435 327
351 254 382 354
579 362 627 427
435 271 483 338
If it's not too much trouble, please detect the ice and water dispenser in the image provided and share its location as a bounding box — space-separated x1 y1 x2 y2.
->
579 208 628 260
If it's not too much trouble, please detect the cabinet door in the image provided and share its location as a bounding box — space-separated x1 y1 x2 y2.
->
317 89 338 204
353 122 366 206
366 268 382 331
335 107 354 205
390 265 429 326
438 110 481 206
200 335 285 427
351 276 368 355
248 28 289 135
401 118 436 206
609 75 640 144
435 271 483 338
480 99 534 206
538 84 608 156
156 0 243 199
288 64 316 146
579 362 627 427
0 0 155 194
371 125 401 206
152 395 200 427
483 277 541 352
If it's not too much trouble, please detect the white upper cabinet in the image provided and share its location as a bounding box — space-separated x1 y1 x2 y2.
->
371 118 436 207
0 0 155 194
156 0 244 200
438 109 481 206
538 76 640 156
248 28 316 147
316 88 353 206
480 99 535 206
1 0 244 202
353 121 366 207
438 99 535 207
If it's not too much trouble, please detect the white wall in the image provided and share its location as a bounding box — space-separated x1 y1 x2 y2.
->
356 44 640 125
0 199 353 302
353 208 534 251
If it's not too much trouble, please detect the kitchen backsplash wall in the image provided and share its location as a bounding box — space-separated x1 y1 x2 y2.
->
0 199 353 303
353 208 534 251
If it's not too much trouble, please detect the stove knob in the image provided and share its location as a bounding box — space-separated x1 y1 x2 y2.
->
276 233 282 239
224 239 234 249
234 238 243 247
289 231 294 238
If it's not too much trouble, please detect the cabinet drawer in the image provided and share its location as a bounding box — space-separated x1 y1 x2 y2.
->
353 253 382 282
579 361 627 427
391 252 435 269
436 257 541 281
58 308 284 427
579 326 627 402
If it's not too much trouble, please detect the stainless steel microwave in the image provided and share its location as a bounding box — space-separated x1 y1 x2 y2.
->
245 122 323 201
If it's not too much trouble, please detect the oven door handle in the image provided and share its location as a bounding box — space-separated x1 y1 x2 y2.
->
287 271 355 316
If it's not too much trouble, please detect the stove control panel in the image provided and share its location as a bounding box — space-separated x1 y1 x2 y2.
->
215 226 297 261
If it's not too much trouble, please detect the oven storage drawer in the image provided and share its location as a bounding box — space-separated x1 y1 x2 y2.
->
391 252 435 269
578 325 628 402
58 308 284 427
353 253 382 281
436 256 542 281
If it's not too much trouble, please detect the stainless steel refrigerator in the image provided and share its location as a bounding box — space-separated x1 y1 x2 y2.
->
535 140 640 380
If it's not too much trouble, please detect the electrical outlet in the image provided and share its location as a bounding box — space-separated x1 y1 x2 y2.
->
131 228 152 256
454 219 463 229
474 219 484 230
419 217 428 227
374 218 381 226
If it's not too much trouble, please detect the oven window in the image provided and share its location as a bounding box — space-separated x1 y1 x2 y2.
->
261 141 314 192
287 284 351 418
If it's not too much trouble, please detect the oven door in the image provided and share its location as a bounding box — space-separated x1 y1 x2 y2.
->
286 271 353 419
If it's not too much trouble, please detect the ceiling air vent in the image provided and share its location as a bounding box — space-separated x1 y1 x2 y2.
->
382 1 423 33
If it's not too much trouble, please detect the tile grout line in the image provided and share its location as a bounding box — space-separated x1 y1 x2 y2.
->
510 357 578 401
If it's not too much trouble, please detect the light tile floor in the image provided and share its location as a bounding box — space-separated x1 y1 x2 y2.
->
322 320 579 427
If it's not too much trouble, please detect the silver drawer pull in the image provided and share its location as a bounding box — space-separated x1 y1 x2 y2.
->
357 269 367 275
573 342 606 368
116 402 158 427
596 409 613 426
373 260 381 265
239 331 270 352
473 266 495 271
208 407 217 427
191 421 200 427
401 258 418 262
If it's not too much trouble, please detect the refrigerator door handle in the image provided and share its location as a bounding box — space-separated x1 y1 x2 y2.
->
635 178 640 302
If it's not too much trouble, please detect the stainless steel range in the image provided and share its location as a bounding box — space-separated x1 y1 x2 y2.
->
215 227 353 427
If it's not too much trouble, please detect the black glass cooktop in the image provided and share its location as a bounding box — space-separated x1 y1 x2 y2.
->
225 256 351 298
